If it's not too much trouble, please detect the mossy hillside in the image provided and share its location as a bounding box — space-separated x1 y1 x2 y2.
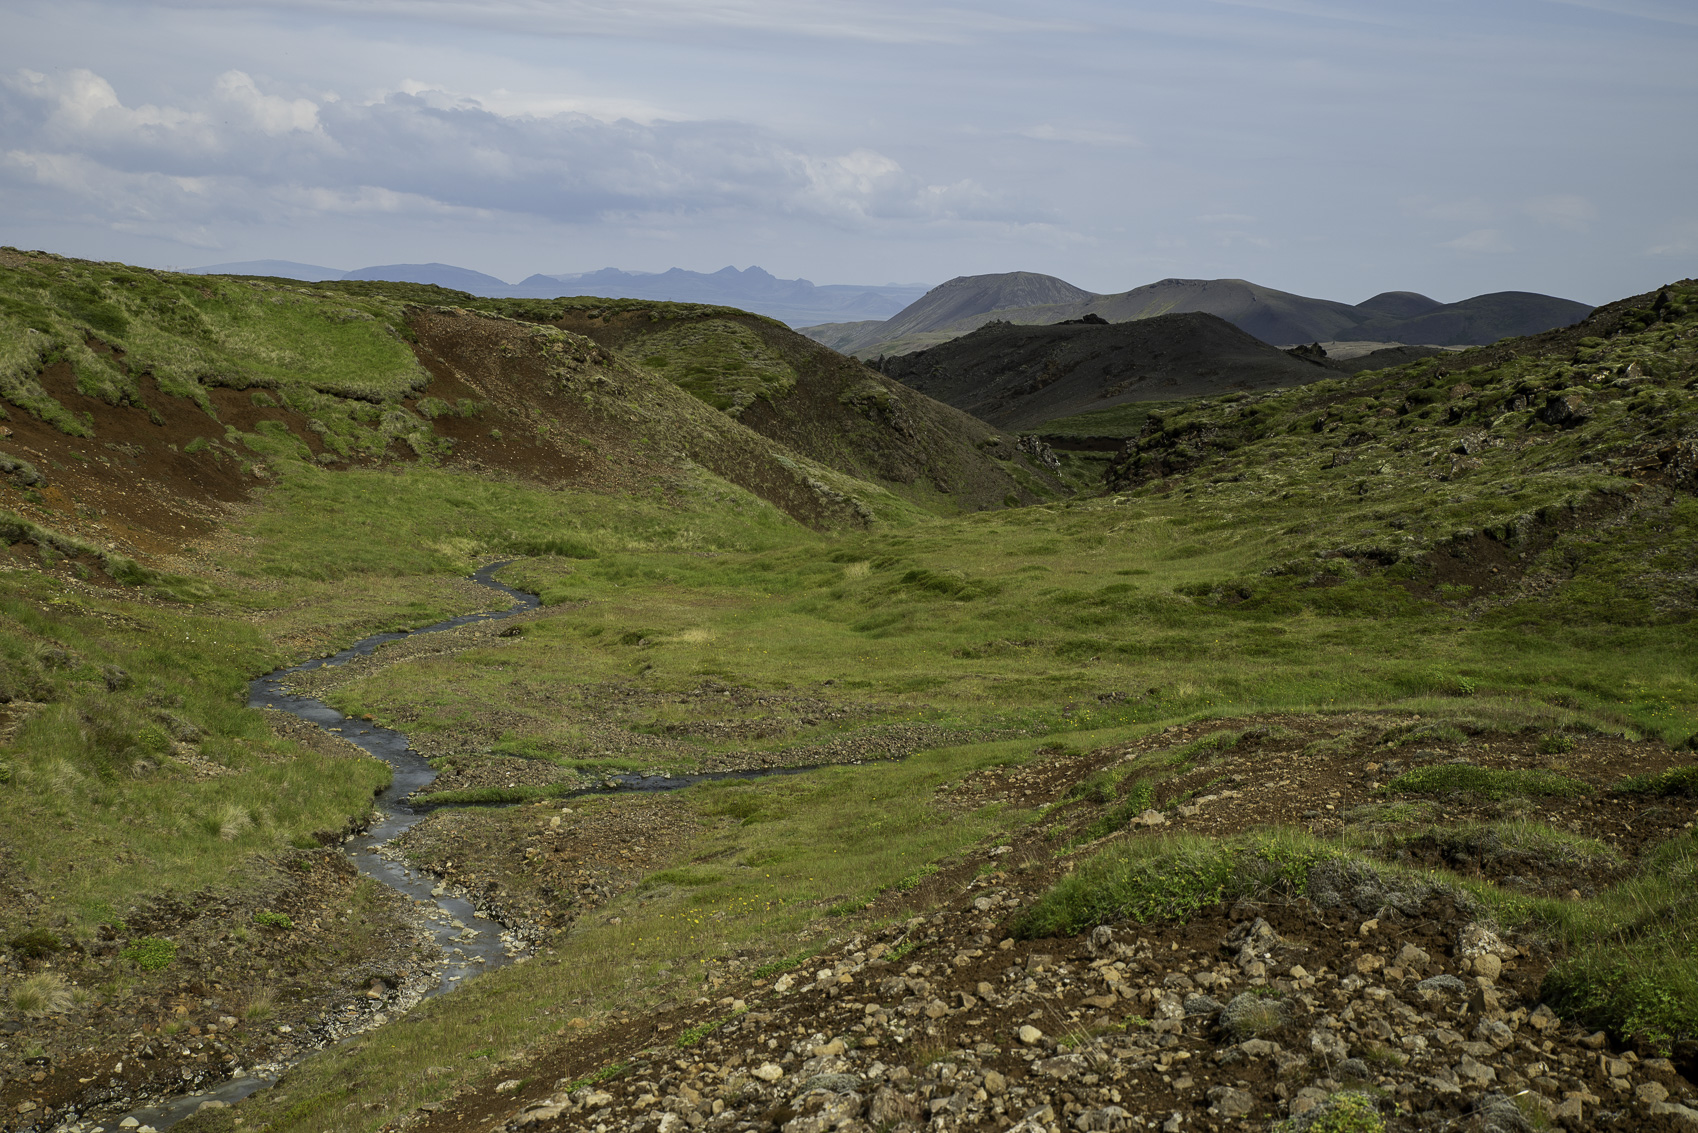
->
456 296 1071 514
0 249 429 440
628 319 797 415
1098 282 1698 619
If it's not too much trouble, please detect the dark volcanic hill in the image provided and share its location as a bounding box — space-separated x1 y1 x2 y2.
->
878 311 1333 429
870 272 1094 342
803 274 1594 359
499 297 1067 509
1345 290 1595 346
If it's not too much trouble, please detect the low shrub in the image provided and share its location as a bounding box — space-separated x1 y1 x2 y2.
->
119 936 177 972
6 927 62 959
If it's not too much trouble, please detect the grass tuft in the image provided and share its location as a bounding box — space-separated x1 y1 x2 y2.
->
1382 765 1591 801
1612 764 1698 798
1014 833 1342 938
11 971 73 1016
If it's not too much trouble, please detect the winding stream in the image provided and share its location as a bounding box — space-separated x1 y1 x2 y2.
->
118 563 541 1130
112 562 815 1131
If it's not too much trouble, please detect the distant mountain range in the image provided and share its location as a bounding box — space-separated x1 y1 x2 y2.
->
184 261 929 327
799 273 1594 357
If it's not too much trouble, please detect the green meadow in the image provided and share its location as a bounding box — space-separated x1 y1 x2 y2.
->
2 262 1697 1129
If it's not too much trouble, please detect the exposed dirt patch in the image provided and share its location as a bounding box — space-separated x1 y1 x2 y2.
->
387 795 702 944
0 849 433 1130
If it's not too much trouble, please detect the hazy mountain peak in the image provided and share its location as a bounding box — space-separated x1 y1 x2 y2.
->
1356 290 1443 319
340 263 512 290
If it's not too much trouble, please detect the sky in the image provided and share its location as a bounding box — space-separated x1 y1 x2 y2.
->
2 0 1695 305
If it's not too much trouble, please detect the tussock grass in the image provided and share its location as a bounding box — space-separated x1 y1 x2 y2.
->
11 971 72 1015
1013 831 1343 938
1538 831 1698 1051
1381 765 1592 801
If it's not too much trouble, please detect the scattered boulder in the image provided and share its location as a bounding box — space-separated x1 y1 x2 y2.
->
1536 391 1590 428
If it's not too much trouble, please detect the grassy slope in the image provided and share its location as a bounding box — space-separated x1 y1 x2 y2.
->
1 257 1696 1128
453 297 1066 512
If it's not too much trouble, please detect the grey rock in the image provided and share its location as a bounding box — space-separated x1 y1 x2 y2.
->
1074 1105 1133 1131
866 1087 916 1127
0 452 45 488
1536 392 1590 428
784 1090 864 1133
1457 1054 1497 1087
1206 1086 1256 1118
1417 974 1467 996
1307 858 1469 918
1183 993 1223 1017
1649 1101 1698 1128
796 1073 861 1095
1335 1058 1372 1082
1309 1028 1350 1062
1472 1092 1537 1132
1473 1019 1515 1050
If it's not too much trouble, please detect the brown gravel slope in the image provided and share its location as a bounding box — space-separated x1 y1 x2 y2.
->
349 714 1698 1133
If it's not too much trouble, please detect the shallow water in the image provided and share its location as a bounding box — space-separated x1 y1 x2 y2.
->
118 563 538 1130
114 562 819 1130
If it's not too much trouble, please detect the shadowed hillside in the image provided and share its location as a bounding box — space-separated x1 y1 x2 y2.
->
474 296 1070 511
878 310 1336 428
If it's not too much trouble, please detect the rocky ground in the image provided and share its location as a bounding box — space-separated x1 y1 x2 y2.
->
0 847 429 1132
12 713 1698 1132
377 714 1698 1133
430 877 1698 1133
383 794 704 941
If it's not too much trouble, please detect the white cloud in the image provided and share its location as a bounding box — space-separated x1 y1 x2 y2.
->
0 67 1040 243
1441 228 1514 254
1523 193 1596 230
213 70 322 136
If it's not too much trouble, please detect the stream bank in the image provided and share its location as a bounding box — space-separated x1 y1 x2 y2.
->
94 564 542 1133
